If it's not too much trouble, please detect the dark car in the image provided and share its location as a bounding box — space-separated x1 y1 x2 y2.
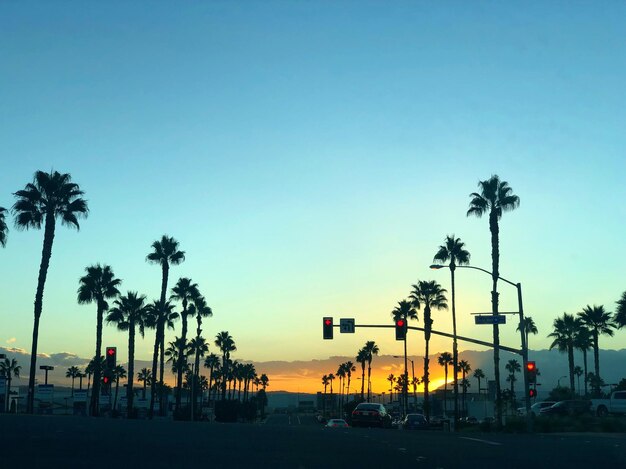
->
539 400 592 417
402 413 428 430
351 403 392 428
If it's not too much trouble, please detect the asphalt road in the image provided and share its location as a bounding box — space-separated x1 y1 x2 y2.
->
1 413 624 468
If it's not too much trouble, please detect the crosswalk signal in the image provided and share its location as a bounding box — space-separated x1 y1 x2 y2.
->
323 317 333 340
106 347 117 371
526 361 537 384
529 388 537 398
395 318 407 340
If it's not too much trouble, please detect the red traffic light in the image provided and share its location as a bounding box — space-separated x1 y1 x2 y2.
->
103 376 110 384
396 319 405 327
324 319 332 326
529 388 537 398
526 361 536 372
323 317 333 340
107 347 116 356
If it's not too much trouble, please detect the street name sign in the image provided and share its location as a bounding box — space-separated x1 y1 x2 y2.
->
474 315 506 325
339 318 355 333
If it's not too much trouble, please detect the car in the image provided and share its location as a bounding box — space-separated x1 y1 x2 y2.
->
325 419 349 428
351 403 393 428
539 400 592 417
402 413 428 430
517 401 556 417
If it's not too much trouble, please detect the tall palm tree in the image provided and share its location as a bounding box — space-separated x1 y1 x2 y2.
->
170 277 200 410
112 365 127 411
204 353 220 402
473 368 485 398
573 366 584 395
391 299 418 412
467 174 520 427
433 234 470 425
0 206 8 248
437 352 453 415
106 291 148 418
410 280 448 422
574 326 592 396
336 364 346 410
356 348 367 401
137 368 151 400
363 341 379 402
516 316 538 351
505 359 521 395
188 335 209 415
146 235 185 413
145 300 178 417
387 373 395 403
0 358 21 412
77 264 122 417
458 360 471 415
66 366 81 397
615 292 626 329
344 360 356 400
548 313 580 392
12 170 88 413
85 356 104 392
215 331 236 400
578 305 616 387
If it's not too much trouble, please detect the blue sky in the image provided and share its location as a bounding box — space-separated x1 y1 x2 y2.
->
1 1 625 371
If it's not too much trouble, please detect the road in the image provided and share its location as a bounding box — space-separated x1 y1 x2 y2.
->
1 413 624 468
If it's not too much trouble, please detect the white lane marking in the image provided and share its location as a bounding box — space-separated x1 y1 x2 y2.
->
398 448 407 452
459 436 502 446
296 415 301 425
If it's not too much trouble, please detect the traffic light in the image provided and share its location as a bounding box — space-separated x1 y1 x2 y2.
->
106 347 117 371
526 361 537 384
529 388 537 398
323 317 333 340
395 318 407 340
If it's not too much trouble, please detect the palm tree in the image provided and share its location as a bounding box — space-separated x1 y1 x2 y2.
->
391 299 418 412
77 264 122 417
516 316 538 351
0 358 21 412
437 352 453 415
387 373 395 403
578 305 616 388
410 280 448 422
66 366 81 397
215 331 236 400
505 359 521 395
548 313 580 392
0 206 8 248
12 170 88 413
204 354 220 402
467 174 520 427
85 356 104 392
336 365 346 410
363 341 379 402
146 235 185 413
321 374 330 416
433 234 470 424
170 277 200 411
188 336 209 415
574 326 592 396
138 368 151 400
473 368 485 399
112 365 127 411
573 366 584 395
615 292 626 329
145 300 178 417
106 291 148 418
344 361 356 400
190 295 213 339
458 360 471 416
356 348 367 400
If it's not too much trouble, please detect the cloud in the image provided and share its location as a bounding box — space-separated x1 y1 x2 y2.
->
37 352 51 358
6 337 16 344
5 347 27 354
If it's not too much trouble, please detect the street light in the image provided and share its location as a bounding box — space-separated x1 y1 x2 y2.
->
430 263 531 431
39 365 54 385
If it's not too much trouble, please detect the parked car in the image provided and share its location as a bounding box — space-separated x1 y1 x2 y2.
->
402 413 428 430
517 401 556 417
539 400 592 417
351 403 392 428
325 419 349 428
591 391 626 417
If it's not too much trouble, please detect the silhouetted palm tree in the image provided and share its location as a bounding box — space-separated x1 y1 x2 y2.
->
467 174 519 427
363 341 379 402
77 264 121 416
215 331 236 400
410 280 448 422
188 336 209 413
170 277 200 410
204 353 220 402
458 360 471 415
516 316 538 351
574 326 592 396
138 368 151 399
106 291 148 417
356 348 367 400
85 356 104 392
473 368 485 398
573 366 583 395
578 305 616 385
344 360 356 400
437 352 453 415
433 234 470 424
391 299 418 410
12 170 88 413
615 292 626 329
0 206 8 247
505 359 521 395
387 373 395 403
66 366 81 397
336 364 346 410
112 365 127 411
0 357 21 412
548 313 580 392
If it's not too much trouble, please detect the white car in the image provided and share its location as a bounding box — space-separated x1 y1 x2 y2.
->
517 401 556 416
325 419 349 428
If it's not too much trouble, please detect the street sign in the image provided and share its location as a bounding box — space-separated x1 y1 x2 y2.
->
474 315 506 325
339 318 355 333
73 390 88 403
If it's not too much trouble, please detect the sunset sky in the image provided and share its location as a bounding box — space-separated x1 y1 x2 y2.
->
1 2 625 393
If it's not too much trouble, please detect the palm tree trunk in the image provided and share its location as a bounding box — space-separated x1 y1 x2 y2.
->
450 265 459 426
568 346 575 392
593 331 600 379
90 300 105 417
443 367 448 415
360 364 365 400
127 321 135 418
176 307 188 411
26 215 55 414
114 379 120 410
424 335 430 422
71 378 75 397
489 211 502 428
149 322 161 418
367 363 372 402
583 349 588 396
158 263 169 416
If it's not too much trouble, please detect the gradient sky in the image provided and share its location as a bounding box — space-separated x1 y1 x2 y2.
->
1 2 625 387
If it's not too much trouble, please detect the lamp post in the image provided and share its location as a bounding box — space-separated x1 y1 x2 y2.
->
39 365 54 385
430 263 531 432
